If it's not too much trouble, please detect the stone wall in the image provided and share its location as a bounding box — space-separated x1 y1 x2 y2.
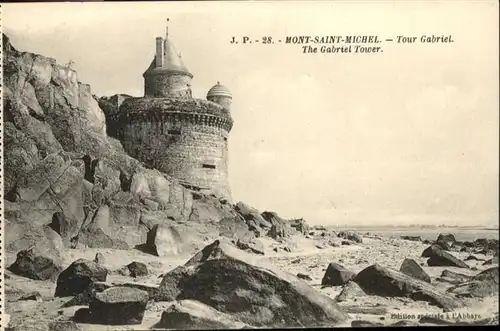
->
118 112 231 200
144 73 192 98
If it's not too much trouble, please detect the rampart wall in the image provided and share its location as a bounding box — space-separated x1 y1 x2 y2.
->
115 98 232 200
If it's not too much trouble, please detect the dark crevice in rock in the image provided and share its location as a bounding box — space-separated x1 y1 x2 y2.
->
3 98 16 123
5 184 19 202
119 170 132 192
27 106 46 122
82 155 96 183
49 211 64 235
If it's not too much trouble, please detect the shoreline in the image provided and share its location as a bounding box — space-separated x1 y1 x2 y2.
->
4 230 498 329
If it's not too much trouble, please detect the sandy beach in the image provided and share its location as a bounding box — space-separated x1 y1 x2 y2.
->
4 229 499 330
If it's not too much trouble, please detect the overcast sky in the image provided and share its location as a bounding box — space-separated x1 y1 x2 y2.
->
3 1 499 227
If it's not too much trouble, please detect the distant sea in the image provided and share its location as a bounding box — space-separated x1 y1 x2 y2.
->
328 226 499 242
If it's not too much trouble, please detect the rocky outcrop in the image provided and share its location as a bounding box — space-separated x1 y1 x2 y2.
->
353 264 464 311
157 240 348 327
154 300 248 329
2 33 202 251
321 262 356 286
400 258 431 283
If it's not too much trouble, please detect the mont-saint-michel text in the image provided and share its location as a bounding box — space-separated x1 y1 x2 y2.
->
229 34 454 54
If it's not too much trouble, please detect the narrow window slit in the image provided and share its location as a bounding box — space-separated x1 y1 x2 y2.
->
168 129 181 135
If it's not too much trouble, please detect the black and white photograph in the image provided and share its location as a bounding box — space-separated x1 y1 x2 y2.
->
0 1 499 329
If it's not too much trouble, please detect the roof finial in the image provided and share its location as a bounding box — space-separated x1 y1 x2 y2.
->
166 18 169 38
217 81 220 84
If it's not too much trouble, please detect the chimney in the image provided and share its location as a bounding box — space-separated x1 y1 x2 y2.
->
155 37 163 67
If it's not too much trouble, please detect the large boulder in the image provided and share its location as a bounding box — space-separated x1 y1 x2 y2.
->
74 287 149 325
473 266 498 283
7 224 64 280
353 264 464 311
399 258 431 283
321 262 356 286
154 299 248 329
436 233 456 250
422 245 469 268
8 247 63 281
447 267 498 298
55 259 108 297
422 244 444 257
158 239 348 327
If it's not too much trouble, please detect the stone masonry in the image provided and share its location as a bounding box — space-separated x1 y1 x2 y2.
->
107 27 234 201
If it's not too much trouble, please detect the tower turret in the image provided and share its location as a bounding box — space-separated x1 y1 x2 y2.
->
114 22 234 201
207 82 232 111
143 24 193 98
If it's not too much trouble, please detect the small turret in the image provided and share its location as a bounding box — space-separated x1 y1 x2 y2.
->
143 22 193 98
207 82 232 111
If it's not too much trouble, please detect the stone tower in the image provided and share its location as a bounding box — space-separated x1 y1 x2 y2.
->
113 25 233 200
143 34 193 98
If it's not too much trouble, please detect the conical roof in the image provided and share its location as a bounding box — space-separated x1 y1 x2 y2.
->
162 37 190 74
207 82 232 98
144 37 192 77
